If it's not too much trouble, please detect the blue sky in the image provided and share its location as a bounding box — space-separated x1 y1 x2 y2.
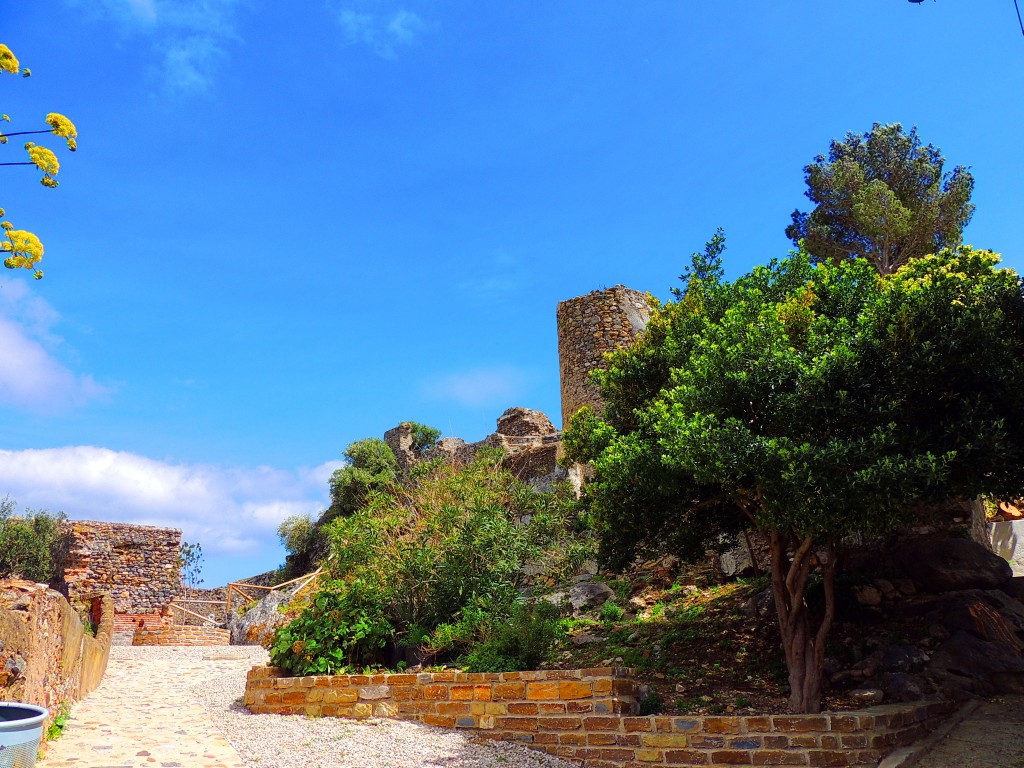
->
1 1 1022 586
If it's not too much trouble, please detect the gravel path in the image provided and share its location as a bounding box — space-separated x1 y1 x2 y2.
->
43 646 576 768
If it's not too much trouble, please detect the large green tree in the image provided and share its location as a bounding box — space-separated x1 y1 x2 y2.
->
564 240 1024 712
786 123 974 276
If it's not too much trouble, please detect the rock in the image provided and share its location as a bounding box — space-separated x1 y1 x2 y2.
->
897 536 1012 593
567 581 614 613
883 672 933 702
926 589 1024 647
739 587 775 619
496 407 557 437
874 579 900 601
879 644 929 672
228 589 294 646
570 632 601 646
1001 576 1024 602
719 531 770 578
2 654 25 680
928 630 1024 697
629 595 649 611
853 585 883 606
848 688 884 705
892 578 917 597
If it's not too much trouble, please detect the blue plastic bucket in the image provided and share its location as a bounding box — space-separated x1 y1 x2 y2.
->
0 703 47 768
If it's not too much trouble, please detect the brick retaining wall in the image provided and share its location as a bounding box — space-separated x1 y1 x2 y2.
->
244 666 955 767
133 625 230 646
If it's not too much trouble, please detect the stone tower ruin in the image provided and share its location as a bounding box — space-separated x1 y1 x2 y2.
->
556 285 652 427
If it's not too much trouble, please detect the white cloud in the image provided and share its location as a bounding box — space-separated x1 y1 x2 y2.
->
161 35 225 96
0 446 343 556
0 283 108 412
422 366 529 408
334 3 427 58
73 0 241 96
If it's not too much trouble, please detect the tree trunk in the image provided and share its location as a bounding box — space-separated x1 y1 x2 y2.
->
768 530 836 714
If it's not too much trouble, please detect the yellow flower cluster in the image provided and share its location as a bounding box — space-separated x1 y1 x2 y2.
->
46 112 77 151
0 209 44 278
0 44 19 75
24 142 60 186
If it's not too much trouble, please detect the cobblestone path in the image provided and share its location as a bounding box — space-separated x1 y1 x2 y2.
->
39 646 266 768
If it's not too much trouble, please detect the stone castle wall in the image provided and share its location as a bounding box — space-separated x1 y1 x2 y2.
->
556 286 653 427
54 521 182 614
0 579 114 719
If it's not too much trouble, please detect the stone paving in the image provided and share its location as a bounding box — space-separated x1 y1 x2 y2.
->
39 646 266 768
39 645 1024 768
897 696 1024 768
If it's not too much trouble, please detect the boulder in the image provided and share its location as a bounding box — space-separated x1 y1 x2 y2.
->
739 587 775 620
883 672 933 702
896 536 1012 593
939 590 1024 647
228 589 294 646
928 630 1024 697
718 531 769 578
879 644 929 673
1002 576 1024 602
545 581 615 614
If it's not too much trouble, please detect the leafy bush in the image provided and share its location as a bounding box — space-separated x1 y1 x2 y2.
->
405 421 441 454
327 449 590 630
600 601 625 623
455 600 564 672
271 449 593 675
0 497 67 583
270 577 394 675
324 438 398 522
277 514 315 557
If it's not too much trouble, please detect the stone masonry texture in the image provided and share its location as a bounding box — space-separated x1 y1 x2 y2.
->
53 520 182 614
244 665 954 768
133 625 230 646
0 578 114 719
557 286 653 428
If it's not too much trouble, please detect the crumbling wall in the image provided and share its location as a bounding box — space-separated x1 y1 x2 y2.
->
386 408 567 490
0 579 113 718
556 285 652 427
54 521 182 614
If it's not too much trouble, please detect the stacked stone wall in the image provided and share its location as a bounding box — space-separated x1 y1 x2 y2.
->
244 666 953 767
556 286 653 427
55 520 182 614
133 625 229 646
0 579 113 719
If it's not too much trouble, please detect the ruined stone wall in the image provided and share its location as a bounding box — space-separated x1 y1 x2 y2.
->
556 286 653 428
0 579 114 718
54 521 182 614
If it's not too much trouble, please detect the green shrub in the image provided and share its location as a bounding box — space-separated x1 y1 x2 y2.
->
324 438 398 522
405 422 441 454
45 703 70 741
271 450 593 676
454 600 563 672
270 577 394 676
600 601 625 623
277 514 315 557
0 497 67 584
